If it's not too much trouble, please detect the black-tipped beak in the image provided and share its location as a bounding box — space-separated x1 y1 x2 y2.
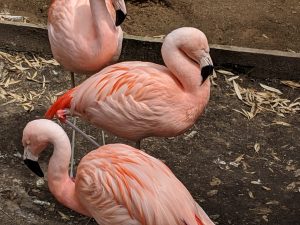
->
24 159 44 177
200 53 214 83
115 9 126 26
201 65 214 82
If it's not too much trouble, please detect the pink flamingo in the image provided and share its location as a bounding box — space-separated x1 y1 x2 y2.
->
48 0 127 76
45 27 214 148
22 119 215 225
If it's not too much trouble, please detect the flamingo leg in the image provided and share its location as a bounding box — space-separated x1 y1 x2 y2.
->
101 130 106 145
64 119 100 147
56 109 101 147
70 117 76 178
70 72 76 178
135 140 141 149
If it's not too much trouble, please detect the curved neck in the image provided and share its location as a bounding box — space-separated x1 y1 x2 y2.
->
161 37 201 92
90 0 119 58
47 132 91 217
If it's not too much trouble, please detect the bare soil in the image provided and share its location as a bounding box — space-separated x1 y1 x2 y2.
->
0 0 299 52
0 51 299 225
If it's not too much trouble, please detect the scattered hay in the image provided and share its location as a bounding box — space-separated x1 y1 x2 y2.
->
281 80 300 89
0 50 60 111
216 70 300 119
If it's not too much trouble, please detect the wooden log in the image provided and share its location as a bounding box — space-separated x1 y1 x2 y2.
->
0 21 299 80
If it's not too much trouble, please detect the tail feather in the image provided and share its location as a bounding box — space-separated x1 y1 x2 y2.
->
195 215 205 225
45 89 75 119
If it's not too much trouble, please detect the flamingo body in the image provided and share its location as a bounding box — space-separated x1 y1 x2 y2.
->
45 27 213 142
48 0 125 74
22 119 215 225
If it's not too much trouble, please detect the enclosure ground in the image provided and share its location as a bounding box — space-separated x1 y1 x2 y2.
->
0 0 299 224
0 0 299 52
0 51 299 225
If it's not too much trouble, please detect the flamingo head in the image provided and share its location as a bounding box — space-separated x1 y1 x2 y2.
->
167 27 214 83
111 0 127 26
22 120 54 177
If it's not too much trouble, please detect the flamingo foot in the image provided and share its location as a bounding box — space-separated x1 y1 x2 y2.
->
56 109 70 122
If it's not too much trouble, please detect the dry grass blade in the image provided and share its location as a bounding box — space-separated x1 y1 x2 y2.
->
234 154 245 163
254 143 260 153
216 69 235 76
1 99 16 106
260 83 282 95
14 64 29 72
58 211 70 221
233 80 243 100
272 121 291 126
227 76 240 82
281 80 300 89
233 109 249 119
38 57 59 66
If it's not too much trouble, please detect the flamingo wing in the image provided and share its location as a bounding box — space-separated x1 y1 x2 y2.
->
75 144 209 225
70 62 183 140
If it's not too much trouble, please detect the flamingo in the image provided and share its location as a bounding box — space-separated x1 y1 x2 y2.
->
48 0 127 76
45 27 214 148
48 0 127 176
22 119 215 225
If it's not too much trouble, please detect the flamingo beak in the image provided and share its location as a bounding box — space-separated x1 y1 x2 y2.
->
113 0 127 26
23 146 44 177
115 9 127 26
200 54 214 82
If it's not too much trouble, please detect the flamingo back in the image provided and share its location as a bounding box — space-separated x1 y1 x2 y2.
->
75 144 213 225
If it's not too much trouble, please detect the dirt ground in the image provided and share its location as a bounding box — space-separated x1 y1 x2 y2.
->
0 0 299 52
0 1 299 225
0 50 299 225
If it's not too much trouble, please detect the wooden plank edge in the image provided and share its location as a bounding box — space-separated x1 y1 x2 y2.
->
0 20 299 80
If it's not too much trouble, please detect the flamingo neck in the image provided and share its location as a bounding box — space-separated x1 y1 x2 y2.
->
89 0 119 59
161 34 201 92
47 132 91 217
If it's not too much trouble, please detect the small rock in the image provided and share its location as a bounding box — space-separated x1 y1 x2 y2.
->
248 191 255 199
36 178 45 187
184 131 197 140
294 169 300 177
207 190 218 197
13 152 22 159
251 179 262 185
33 199 51 206
210 177 222 186
262 215 269 222
286 182 296 191
262 186 271 191
266 200 279 205
210 214 220 220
